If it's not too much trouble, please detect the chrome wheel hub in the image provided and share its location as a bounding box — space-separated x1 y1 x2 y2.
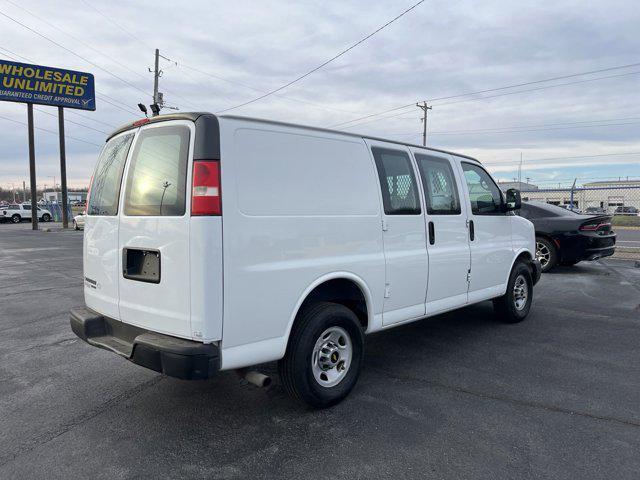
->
312 326 352 388
513 274 528 311
536 241 550 267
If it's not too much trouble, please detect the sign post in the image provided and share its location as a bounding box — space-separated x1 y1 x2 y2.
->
57 106 68 228
0 59 95 230
26 103 37 230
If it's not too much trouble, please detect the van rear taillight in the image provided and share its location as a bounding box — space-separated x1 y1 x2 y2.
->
191 160 221 216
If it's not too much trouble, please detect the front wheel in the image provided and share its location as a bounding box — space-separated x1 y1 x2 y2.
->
11 214 21 224
41 213 51 222
278 302 364 408
73 220 79 230
493 261 533 323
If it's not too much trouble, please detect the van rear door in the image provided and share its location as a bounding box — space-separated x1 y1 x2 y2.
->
117 120 195 339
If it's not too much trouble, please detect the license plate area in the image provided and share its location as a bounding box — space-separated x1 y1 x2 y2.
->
122 248 161 284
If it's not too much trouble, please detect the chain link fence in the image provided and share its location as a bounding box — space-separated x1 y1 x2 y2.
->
520 184 640 261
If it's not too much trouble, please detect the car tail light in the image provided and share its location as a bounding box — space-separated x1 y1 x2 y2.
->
579 222 610 231
191 160 221 216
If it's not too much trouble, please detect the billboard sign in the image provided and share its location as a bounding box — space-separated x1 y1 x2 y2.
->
0 59 95 111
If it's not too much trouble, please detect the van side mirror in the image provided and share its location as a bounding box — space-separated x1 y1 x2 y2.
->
504 188 522 211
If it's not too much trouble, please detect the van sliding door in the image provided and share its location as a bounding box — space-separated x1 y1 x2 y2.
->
367 140 428 326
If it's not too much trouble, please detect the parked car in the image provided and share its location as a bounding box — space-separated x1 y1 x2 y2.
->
70 113 541 408
0 203 52 223
73 212 86 230
614 206 639 216
557 204 582 214
584 206 607 215
518 201 616 272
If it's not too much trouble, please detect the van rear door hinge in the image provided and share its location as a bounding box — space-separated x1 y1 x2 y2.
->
382 219 388 231
466 269 471 283
384 283 391 298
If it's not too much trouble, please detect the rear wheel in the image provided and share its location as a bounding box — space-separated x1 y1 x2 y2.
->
11 214 21 224
493 261 533 323
536 237 557 272
278 302 364 408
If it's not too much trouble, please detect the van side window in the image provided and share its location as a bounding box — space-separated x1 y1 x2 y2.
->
461 162 503 215
371 147 421 215
88 133 134 216
124 125 190 216
414 154 461 215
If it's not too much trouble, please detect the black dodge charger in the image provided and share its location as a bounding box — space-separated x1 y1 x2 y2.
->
518 201 617 272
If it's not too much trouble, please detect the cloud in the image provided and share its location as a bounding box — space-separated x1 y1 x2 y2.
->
0 0 639 188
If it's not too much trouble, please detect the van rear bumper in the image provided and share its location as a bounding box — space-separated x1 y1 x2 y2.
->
70 307 219 380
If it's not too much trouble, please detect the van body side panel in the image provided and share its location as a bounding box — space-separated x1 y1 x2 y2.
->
218 120 385 368
84 217 121 319
84 131 136 320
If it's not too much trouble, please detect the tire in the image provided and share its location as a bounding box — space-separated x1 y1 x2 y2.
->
536 236 557 272
11 214 21 224
278 302 364 408
41 213 51 222
493 261 533 323
73 220 79 230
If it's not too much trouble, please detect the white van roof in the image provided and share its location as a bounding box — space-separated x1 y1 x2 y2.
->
106 112 482 164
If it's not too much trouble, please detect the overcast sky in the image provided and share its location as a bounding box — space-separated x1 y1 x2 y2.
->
0 0 638 189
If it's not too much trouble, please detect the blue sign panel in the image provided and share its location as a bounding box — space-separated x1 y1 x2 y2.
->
0 59 95 111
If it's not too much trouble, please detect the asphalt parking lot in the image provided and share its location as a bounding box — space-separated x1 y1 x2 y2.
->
1 223 639 479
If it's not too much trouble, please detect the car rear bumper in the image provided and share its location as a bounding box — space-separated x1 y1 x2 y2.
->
583 245 616 261
557 232 616 263
70 306 220 380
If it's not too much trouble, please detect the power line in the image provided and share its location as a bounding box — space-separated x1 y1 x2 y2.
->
33 107 109 134
0 9 150 97
330 103 416 128
79 0 153 51
4 0 147 81
216 0 426 114
64 110 119 129
339 69 640 130
427 61 640 103
484 151 640 166
0 113 102 147
431 70 640 108
386 116 640 137
330 61 640 129
178 62 364 115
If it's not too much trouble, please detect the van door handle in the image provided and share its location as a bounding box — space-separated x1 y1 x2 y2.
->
469 220 475 241
428 221 435 245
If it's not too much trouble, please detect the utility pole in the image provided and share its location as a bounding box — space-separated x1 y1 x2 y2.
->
518 152 523 185
152 48 161 115
416 101 432 146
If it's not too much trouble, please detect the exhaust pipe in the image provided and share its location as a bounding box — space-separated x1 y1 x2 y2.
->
236 369 272 388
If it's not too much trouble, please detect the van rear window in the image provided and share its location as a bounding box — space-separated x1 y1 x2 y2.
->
88 133 134 216
123 125 190 216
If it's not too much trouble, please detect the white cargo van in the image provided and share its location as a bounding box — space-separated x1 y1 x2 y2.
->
71 113 541 408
